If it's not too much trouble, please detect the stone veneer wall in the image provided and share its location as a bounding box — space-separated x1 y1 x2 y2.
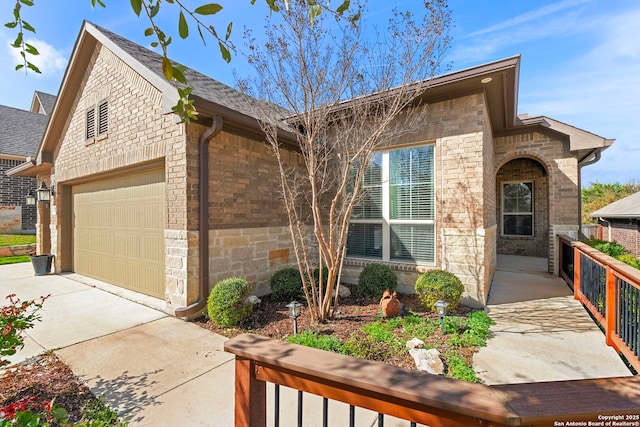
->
208 226 299 295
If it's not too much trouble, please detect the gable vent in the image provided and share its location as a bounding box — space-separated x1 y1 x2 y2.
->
98 101 108 136
86 108 96 140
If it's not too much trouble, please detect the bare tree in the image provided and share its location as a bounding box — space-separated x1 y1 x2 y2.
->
239 0 451 322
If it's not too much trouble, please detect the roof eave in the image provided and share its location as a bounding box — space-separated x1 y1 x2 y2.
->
6 158 51 178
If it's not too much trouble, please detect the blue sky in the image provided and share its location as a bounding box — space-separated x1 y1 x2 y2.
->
0 0 637 185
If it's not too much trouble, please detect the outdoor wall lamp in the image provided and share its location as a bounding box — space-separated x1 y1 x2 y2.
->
36 180 53 202
286 301 303 335
434 300 449 335
25 190 36 206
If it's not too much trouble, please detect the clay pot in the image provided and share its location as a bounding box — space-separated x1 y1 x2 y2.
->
379 289 402 318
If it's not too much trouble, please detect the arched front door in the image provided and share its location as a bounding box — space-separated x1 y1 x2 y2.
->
496 158 549 257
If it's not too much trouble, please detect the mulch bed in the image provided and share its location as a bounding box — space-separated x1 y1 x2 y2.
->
0 353 96 424
197 284 477 370
0 284 477 422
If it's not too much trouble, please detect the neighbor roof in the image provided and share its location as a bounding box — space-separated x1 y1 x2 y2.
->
31 91 57 115
0 105 49 158
590 191 640 219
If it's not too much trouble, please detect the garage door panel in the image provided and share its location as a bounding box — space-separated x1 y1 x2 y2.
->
73 168 165 299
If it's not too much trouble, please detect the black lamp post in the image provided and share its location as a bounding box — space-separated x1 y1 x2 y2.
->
286 301 303 335
434 300 449 335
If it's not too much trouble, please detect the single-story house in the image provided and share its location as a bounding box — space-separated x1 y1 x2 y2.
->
9 21 613 316
589 191 640 257
0 91 55 233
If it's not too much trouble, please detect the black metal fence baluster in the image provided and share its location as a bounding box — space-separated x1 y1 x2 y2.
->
349 405 355 427
274 384 280 427
297 390 303 427
322 397 328 427
378 413 384 426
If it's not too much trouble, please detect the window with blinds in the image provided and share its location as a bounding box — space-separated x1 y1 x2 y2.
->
347 144 435 264
502 182 533 236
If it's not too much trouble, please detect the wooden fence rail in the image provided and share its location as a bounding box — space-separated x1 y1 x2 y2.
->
561 235 640 372
224 334 640 427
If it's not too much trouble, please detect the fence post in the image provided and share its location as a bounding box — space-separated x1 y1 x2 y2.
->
234 356 266 427
605 266 616 347
573 245 581 302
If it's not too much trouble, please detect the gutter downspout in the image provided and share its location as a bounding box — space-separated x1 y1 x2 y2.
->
577 150 601 239
599 217 612 242
175 116 223 319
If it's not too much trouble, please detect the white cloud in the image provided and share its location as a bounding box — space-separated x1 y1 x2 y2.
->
6 38 67 77
468 0 592 37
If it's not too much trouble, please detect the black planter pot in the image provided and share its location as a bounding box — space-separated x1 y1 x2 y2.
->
30 254 54 276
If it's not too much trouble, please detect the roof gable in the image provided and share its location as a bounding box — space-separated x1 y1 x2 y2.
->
31 91 57 115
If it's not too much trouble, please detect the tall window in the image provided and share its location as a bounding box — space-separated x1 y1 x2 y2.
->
502 182 533 236
347 145 435 264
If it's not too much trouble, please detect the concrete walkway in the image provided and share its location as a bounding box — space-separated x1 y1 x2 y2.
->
0 259 633 425
473 255 632 384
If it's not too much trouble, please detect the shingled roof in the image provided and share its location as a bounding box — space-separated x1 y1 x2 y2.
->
92 23 287 121
0 105 49 157
32 91 57 115
590 191 640 219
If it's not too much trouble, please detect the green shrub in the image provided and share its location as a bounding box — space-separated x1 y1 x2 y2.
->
586 239 630 258
357 263 397 300
617 254 640 270
415 270 464 312
207 277 253 327
288 331 345 353
312 266 329 283
270 268 304 301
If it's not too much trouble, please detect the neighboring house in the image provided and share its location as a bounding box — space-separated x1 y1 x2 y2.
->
0 92 55 233
9 21 612 316
589 191 640 257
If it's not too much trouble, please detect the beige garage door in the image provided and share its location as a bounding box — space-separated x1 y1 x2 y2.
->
73 168 165 298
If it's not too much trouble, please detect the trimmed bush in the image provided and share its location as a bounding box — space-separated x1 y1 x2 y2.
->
415 270 464 312
312 266 329 284
357 263 397 300
207 277 253 327
270 268 304 301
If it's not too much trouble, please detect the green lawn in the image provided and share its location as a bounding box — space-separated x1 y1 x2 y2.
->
0 234 36 247
0 255 31 265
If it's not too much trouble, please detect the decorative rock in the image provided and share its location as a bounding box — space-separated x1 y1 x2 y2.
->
406 338 425 350
409 348 444 375
330 285 351 298
379 289 402 317
246 295 262 305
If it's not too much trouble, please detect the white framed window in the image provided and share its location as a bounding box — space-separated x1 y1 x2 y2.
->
502 181 533 236
86 100 108 143
347 144 435 264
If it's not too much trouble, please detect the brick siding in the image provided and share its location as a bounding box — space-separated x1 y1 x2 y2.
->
0 158 36 230
599 219 640 258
